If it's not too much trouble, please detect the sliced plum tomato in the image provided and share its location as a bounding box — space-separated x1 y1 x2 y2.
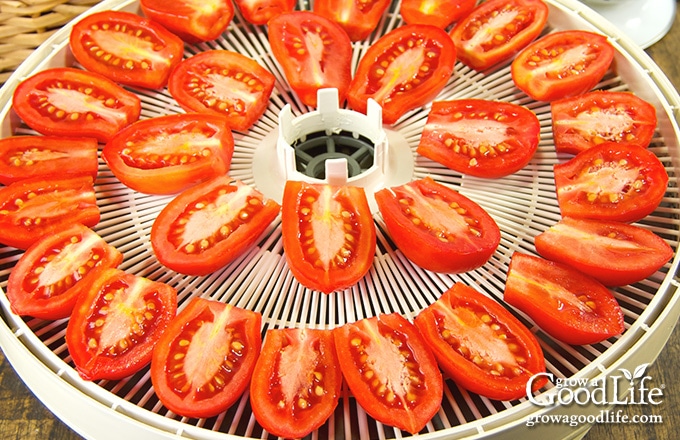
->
0 176 99 250
151 176 280 276
511 30 615 102
268 11 353 108
150 297 262 418
66 268 178 381
69 10 184 89
167 50 275 131
450 0 548 71
6 224 123 320
534 217 674 286
102 113 234 195
313 0 391 42
0 135 98 185
11 67 141 143
416 99 540 178
553 142 668 223
374 177 500 273
233 0 295 25
140 0 234 43
333 313 443 434
414 283 548 401
347 24 456 125
401 0 476 29
551 91 658 155
281 180 376 294
505 253 624 345
250 328 341 439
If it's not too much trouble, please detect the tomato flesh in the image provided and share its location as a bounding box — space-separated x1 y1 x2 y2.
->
313 0 391 41
401 0 476 29
233 0 295 25
140 0 234 43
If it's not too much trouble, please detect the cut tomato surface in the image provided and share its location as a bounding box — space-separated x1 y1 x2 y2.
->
401 0 476 29
313 0 391 41
233 0 295 25
140 0 234 43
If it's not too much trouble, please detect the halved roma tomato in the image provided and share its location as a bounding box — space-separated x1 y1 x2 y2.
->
69 10 184 89
505 253 625 345
268 11 352 108
313 0 391 41
12 67 141 143
140 0 234 43
167 50 275 131
347 24 456 125
6 224 123 320
553 142 668 223
401 0 476 29
233 0 295 25
0 176 99 250
102 113 234 195
0 135 98 185
66 268 178 381
534 217 674 286
551 90 658 155
414 283 547 401
450 0 548 71
374 177 500 273
151 176 280 276
416 99 540 178
334 313 443 434
511 30 615 102
150 297 262 418
281 180 376 294
251 328 341 438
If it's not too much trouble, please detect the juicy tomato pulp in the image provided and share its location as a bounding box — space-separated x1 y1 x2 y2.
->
511 30 615 102
416 99 540 178
281 181 376 293
334 313 443 434
12 67 141 143
553 143 668 223
414 283 547 400
150 297 262 418
66 268 178 381
347 24 456 124
450 0 549 71
233 0 295 25
251 328 341 439
505 253 625 345
268 11 352 108
313 0 391 41
151 176 281 276
168 50 275 131
374 177 500 273
140 0 234 43
401 0 476 29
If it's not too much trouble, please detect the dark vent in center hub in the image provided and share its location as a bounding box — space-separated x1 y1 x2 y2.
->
292 130 375 180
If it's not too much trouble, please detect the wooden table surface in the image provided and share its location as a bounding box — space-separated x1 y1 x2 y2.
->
2 3 680 440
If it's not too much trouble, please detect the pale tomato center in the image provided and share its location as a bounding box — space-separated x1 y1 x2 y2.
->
403 185 472 240
97 280 148 351
310 187 349 270
374 46 426 103
46 88 129 124
360 321 412 400
91 28 170 65
204 73 259 106
465 9 519 50
426 118 509 148
573 108 635 141
183 307 234 389
38 234 99 287
277 331 318 403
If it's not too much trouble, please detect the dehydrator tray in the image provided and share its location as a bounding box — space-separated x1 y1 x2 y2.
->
1 0 679 439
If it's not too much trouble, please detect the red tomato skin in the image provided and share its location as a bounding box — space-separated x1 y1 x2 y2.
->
401 0 476 28
414 283 548 400
313 0 391 41
250 328 341 438
140 0 234 43
505 253 625 345
12 67 141 143
534 217 674 286
233 0 295 25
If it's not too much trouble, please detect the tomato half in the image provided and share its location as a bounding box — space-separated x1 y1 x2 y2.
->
150 297 262 418
416 99 540 178
102 113 234 195
140 0 234 43
11 67 141 143
281 181 376 294
66 268 178 381
374 177 500 273
167 50 275 131
313 0 391 41
0 176 99 250
69 10 184 89
414 283 547 400
151 176 280 276
551 90 658 155
511 30 615 102
334 313 443 434
401 0 476 29
6 224 123 320
553 142 668 223
250 328 341 438
450 0 548 71
534 217 674 286
504 253 625 345
347 24 456 125
232 0 295 25
0 135 98 185
268 11 353 108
